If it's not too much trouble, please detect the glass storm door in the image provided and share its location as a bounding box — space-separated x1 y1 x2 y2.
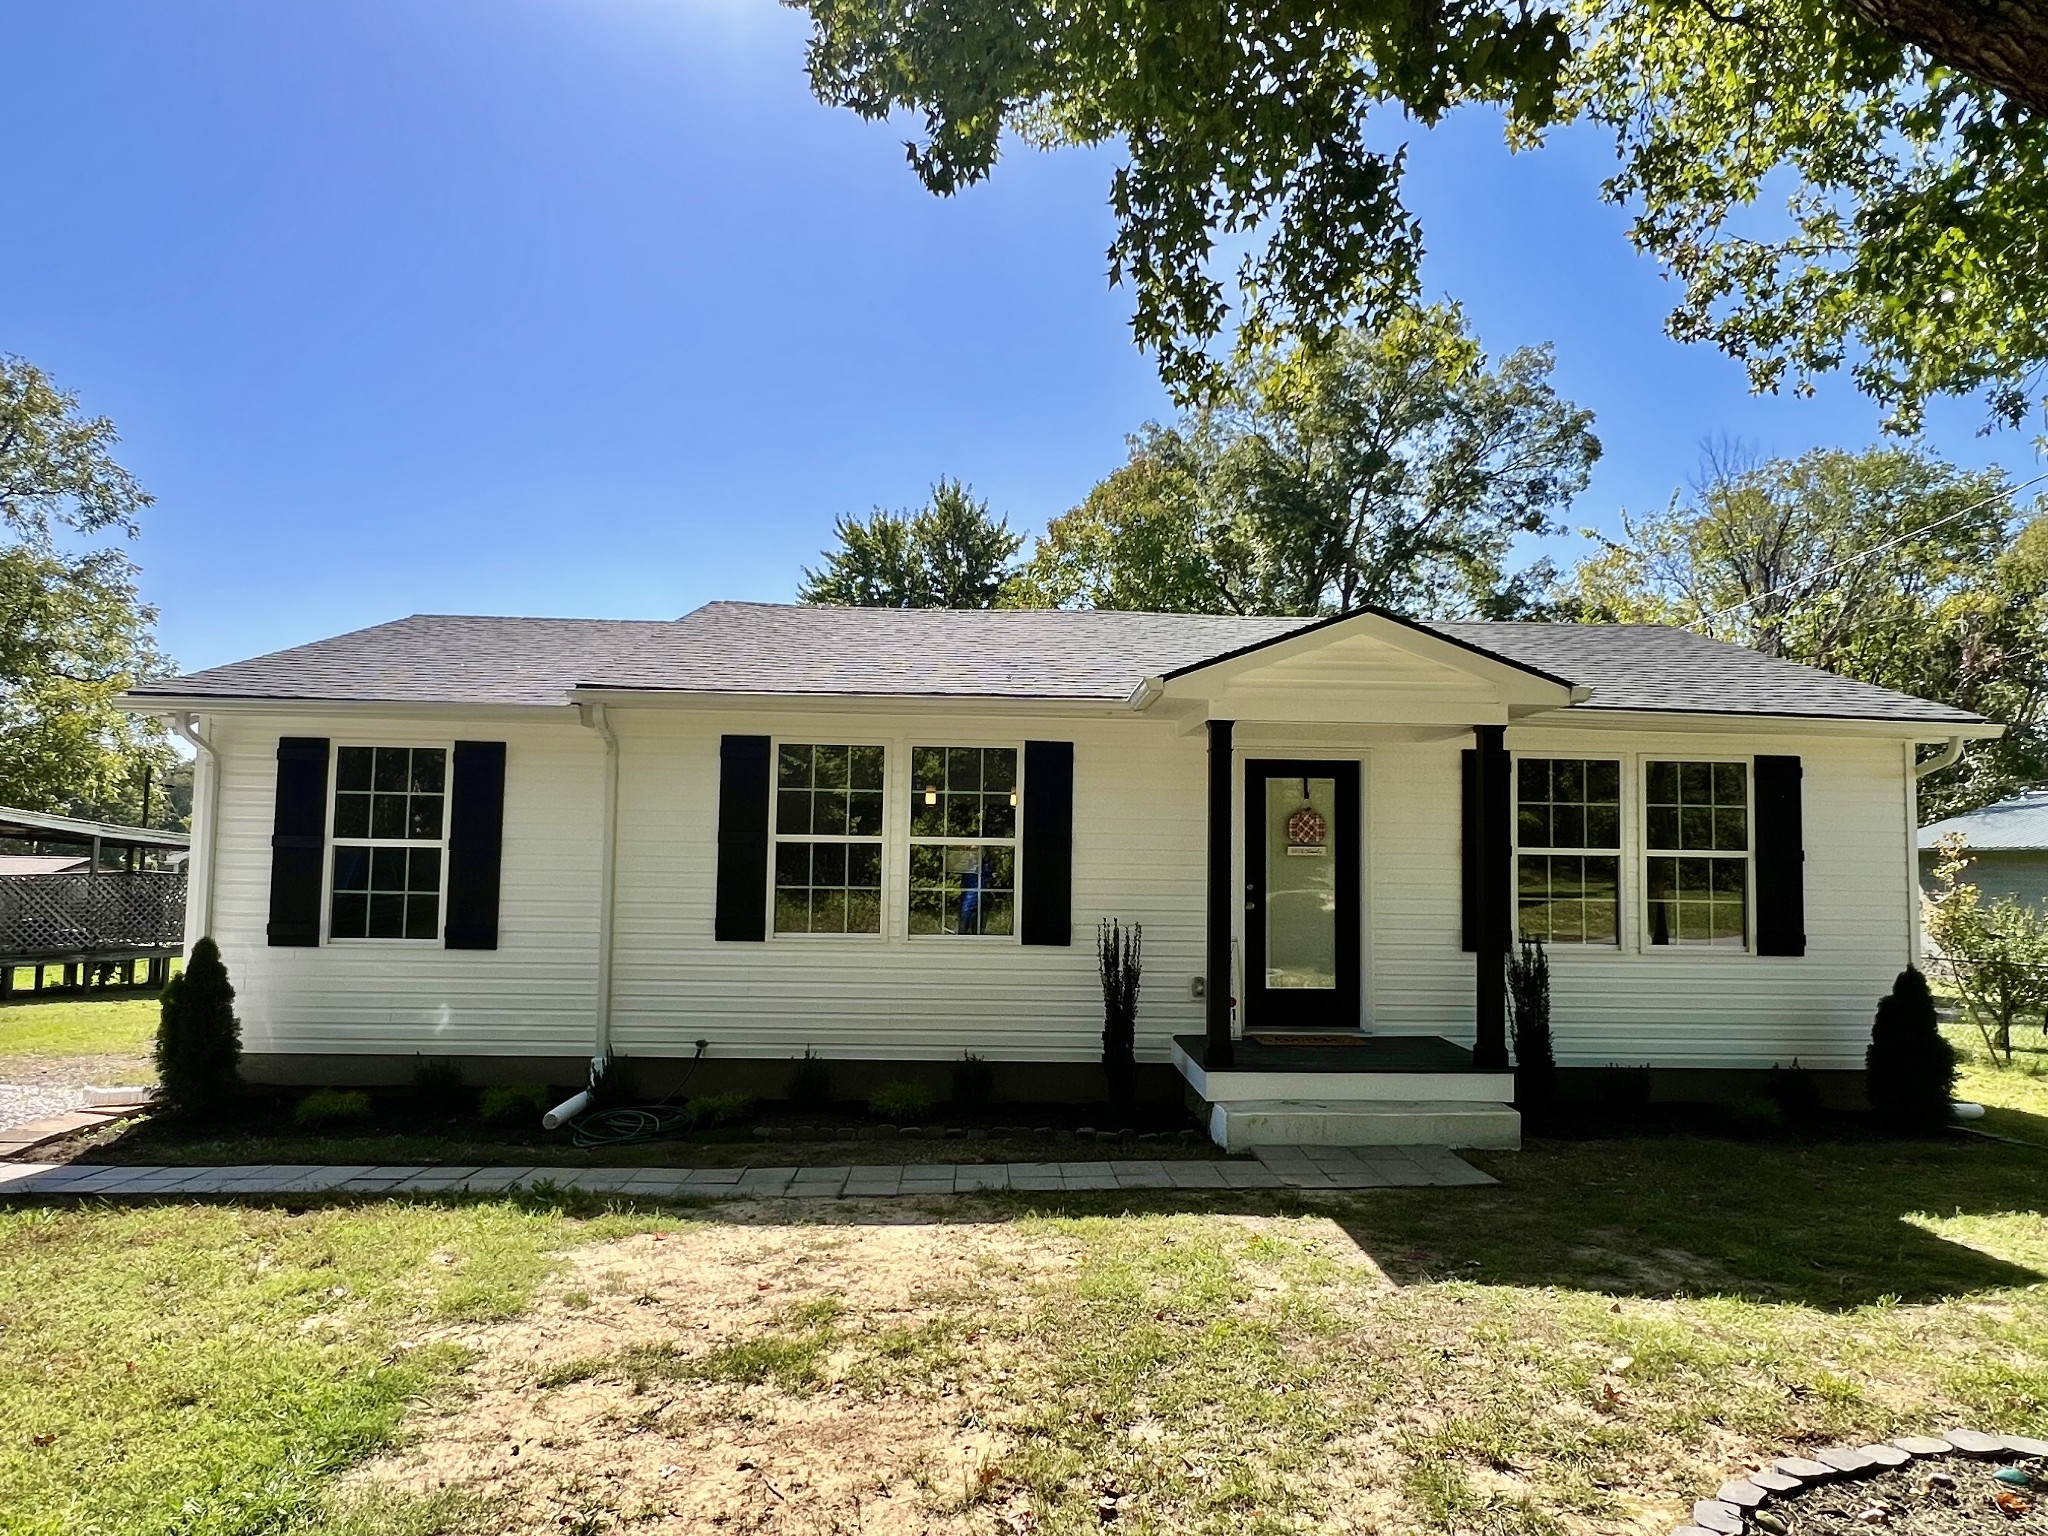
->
1243 759 1361 1031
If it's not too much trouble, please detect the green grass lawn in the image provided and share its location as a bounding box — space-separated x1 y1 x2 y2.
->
4 1089 2046 1534
0 992 158 1062
1946 1021 2048 1145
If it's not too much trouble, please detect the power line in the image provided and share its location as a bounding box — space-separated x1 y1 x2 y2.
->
1700 465 2048 623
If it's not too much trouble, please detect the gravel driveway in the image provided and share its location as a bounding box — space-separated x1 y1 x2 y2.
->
0 1054 150 1135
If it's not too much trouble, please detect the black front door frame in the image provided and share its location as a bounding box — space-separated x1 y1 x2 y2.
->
1242 758 1362 1032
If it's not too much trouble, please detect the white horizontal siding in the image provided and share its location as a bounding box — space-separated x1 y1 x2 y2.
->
203 711 603 1057
1366 727 1916 1070
197 701 1920 1074
607 707 1207 1063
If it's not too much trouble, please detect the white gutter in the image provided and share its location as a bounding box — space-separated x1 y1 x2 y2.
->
1914 737 1967 779
577 702 620 1061
165 712 219 941
1127 676 1166 712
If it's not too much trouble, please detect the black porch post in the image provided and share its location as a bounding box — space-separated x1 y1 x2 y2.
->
1205 718 1235 1069
1472 723 1512 1070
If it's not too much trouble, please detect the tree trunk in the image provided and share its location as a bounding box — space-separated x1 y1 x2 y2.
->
1837 0 2048 115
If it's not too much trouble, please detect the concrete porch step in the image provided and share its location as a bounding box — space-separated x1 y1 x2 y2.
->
1206 1098 1521 1153
1169 1036 1515 1103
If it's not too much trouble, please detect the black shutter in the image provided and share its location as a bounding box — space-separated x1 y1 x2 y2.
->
1754 754 1806 957
267 736 329 947
1460 748 1479 953
1020 739 1074 946
445 740 507 950
715 735 772 942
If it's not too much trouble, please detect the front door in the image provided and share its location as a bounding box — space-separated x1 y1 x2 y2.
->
1243 759 1361 1031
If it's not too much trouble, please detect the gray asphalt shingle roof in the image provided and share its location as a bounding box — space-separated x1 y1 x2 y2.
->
1919 790 2048 850
132 600 1982 726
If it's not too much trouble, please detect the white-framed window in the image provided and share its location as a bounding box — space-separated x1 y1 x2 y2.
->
1513 756 1623 945
1643 759 1751 949
907 745 1018 938
328 744 448 941
772 742 886 936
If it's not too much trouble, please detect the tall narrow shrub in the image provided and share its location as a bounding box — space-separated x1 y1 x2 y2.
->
154 938 242 1116
1506 936 1555 1114
1098 919 1142 1115
1866 966 1957 1133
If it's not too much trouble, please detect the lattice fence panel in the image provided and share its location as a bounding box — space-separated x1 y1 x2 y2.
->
0 871 188 958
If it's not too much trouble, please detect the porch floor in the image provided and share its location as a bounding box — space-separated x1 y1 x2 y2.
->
1171 1033 1476 1074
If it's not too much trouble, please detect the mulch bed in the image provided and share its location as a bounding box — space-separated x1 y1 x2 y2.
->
1761 1459 2046 1536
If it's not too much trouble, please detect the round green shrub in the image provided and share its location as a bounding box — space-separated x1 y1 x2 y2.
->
687 1091 758 1129
869 1079 934 1122
479 1083 550 1128
293 1089 372 1131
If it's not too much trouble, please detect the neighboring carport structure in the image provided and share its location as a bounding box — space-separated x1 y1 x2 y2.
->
0 806 189 996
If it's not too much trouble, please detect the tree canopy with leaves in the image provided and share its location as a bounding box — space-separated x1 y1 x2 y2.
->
1014 306 1599 618
0 356 175 822
799 477 1025 608
1564 444 2048 815
793 0 2048 428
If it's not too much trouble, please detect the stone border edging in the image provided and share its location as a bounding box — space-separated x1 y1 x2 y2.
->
1676 1431 2048 1536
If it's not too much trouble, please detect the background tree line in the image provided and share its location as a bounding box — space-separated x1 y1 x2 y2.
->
0 355 182 826
798 312 2046 821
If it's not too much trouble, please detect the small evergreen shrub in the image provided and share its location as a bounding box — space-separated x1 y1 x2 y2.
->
1765 1060 1823 1121
1867 966 1957 1133
1594 1063 1652 1115
951 1052 996 1110
293 1088 372 1131
154 937 242 1116
687 1091 757 1129
410 1056 472 1115
869 1079 934 1122
1505 936 1555 1113
787 1050 833 1109
1721 1092 1783 1136
480 1083 550 1128
1098 919 1142 1114
587 1052 638 1110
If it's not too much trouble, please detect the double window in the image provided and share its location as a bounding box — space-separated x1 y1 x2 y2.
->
1514 758 1621 945
908 746 1018 937
1512 755 1755 951
769 741 1021 938
1645 760 1750 948
773 743 885 935
328 745 446 941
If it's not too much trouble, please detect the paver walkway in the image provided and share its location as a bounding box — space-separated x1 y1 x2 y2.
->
0 1142 1493 1198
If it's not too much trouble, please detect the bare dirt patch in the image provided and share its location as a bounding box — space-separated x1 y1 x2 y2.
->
348 1201 1086 1533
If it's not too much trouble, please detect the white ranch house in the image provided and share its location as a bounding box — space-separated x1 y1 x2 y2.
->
124 603 1994 1149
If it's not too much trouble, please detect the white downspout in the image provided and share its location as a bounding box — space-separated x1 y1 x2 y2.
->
1907 736 1966 967
577 702 620 1063
165 712 218 943
1913 736 1965 779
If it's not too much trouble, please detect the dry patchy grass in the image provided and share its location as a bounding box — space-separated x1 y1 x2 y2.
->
337 1132 2048 1536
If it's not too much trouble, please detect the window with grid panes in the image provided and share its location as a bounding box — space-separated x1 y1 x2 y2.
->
907 746 1018 937
329 745 446 940
773 743 885 935
1644 760 1751 947
1513 757 1622 944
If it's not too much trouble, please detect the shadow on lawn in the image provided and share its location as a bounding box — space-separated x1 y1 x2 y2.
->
1337 1131 2048 1310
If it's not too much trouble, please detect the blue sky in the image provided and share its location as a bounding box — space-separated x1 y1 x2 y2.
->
2 0 2032 672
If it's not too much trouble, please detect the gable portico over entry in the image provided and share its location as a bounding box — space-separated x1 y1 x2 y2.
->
1129 608 1587 1146
122 600 1995 1148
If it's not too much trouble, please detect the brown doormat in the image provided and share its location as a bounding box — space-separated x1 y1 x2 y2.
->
1244 1034 1369 1047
